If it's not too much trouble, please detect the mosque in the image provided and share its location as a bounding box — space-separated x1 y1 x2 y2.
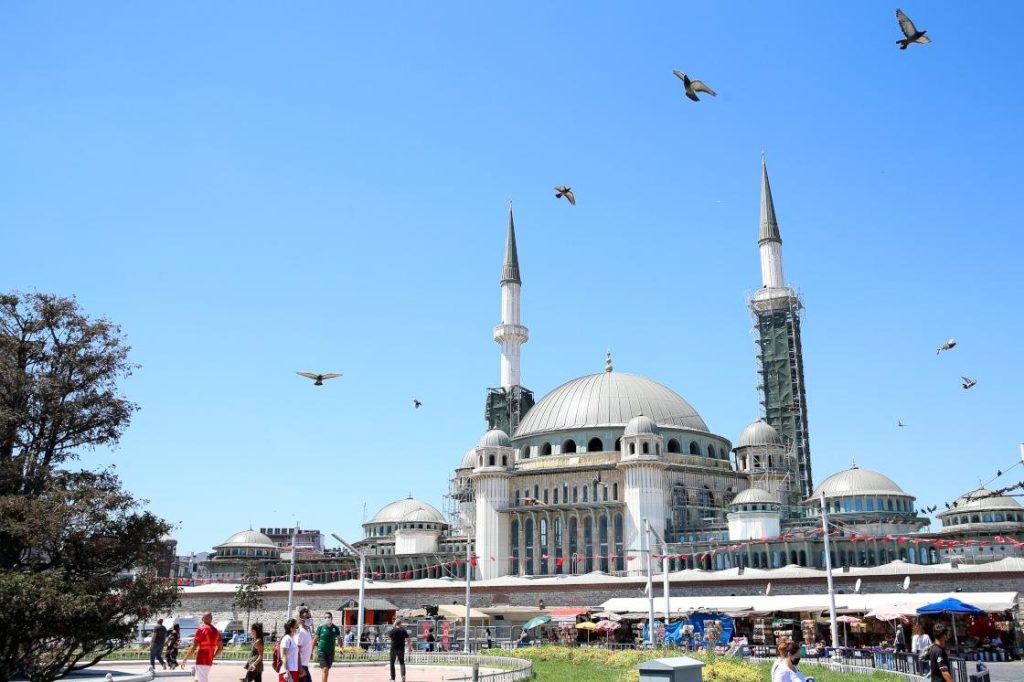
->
204 161 1024 583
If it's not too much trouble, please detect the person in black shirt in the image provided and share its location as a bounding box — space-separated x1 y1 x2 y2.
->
388 620 412 682
929 623 955 682
894 622 908 653
149 619 168 670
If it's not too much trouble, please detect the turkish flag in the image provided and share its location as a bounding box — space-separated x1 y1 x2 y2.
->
626 556 636 561
556 557 565 567
470 555 478 567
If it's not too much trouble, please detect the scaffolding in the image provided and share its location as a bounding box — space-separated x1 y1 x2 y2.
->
484 385 535 436
444 468 475 536
749 288 813 501
741 439 803 519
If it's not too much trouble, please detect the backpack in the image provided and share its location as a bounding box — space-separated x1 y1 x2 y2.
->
272 642 282 673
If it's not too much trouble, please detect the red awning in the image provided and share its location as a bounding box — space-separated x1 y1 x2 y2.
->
549 607 591 618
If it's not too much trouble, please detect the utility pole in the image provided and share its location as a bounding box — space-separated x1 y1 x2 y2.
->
820 493 839 649
643 518 656 646
464 536 472 652
286 523 298 618
647 523 672 626
332 533 366 646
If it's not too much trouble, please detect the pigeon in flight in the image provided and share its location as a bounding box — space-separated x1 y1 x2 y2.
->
296 372 343 386
936 338 957 355
554 185 576 205
672 70 716 102
413 399 422 409
897 420 907 428
961 376 977 390
896 9 932 49
997 469 1003 477
523 496 543 506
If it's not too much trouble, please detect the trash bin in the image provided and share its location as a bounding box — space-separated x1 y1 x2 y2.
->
969 672 991 682
635 656 705 682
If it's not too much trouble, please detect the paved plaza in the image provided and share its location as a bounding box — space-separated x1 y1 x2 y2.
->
86 661 499 682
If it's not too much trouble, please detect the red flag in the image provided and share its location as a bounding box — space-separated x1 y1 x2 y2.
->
469 555 478 567
556 557 565 567
626 555 636 561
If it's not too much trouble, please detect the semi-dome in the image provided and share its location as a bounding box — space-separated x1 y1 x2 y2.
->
459 448 477 470
737 420 782 448
943 488 1022 514
219 529 276 548
369 497 445 525
812 465 907 498
731 488 780 506
514 372 708 438
399 508 445 525
478 429 512 448
624 414 660 436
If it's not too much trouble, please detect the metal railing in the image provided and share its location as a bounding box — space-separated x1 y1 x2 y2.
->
332 652 532 681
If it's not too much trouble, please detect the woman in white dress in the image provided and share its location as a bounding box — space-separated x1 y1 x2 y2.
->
773 641 807 682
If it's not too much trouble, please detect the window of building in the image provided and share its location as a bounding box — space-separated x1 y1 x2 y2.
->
642 443 649 454
573 487 578 502
866 498 875 511
588 437 603 452
524 518 534 575
707 444 715 458
488 454 495 466
689 441 700 455
582 486 588 502
855 499 863 511
613 483 618 501
554 518 563 574
614 437 622 452
564 483 569 501
521 447 529 460
534 485 539 499
629 443 636 455
843 499 852 512
599 515 609 572
603 485 608 502
583 517 593 573
543 489 549 504
553 488 559 504
614 515 624 572
540 519 549 575
541 442 552 456
887 498 893 511
667 439 681 453
563 439 577 454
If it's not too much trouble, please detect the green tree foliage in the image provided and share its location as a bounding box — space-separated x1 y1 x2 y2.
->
234 564 266 630
0 293 179 681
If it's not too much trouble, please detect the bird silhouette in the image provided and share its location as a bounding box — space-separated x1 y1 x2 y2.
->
296 372 342 386
672 70 716 102
997 470 1003 477
554 185 576 205
523 496 542 506
961 376 977 390
896 9 931 49
413 399 423 409
897 420 907 428
936 338 957 355
944 502 951 509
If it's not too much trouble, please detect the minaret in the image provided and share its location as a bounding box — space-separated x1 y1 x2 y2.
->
749 157 814 502
485 204 535 436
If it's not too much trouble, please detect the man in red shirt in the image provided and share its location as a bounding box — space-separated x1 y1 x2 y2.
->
180 612 223 682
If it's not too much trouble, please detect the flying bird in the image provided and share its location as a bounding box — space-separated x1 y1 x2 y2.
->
523 496 542 507
296 372 343 386
672 70 716 102
897 420 907 428
961 376 977 390
413 399 422 409
997 469 1003 477
896 9 932 49
936 338 957 354
554 185 576 205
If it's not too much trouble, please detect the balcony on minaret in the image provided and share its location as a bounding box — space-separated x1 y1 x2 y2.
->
493 323 529 344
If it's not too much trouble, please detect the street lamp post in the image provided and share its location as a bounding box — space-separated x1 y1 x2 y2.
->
643 518 656 646
287 524 298 618
332 533 366 646
820 492 839 649
646 523 672 627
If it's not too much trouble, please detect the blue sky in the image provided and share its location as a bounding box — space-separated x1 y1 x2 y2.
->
2 2 1022 557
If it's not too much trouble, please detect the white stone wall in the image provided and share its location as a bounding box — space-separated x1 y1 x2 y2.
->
394 529 440 555
760 240 785 289
728 512 781 541
474 473 510 579
621 462 667 575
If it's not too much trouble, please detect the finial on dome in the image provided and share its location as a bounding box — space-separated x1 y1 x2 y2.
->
407 492 413 499
851 457 858 469
605 350 613 373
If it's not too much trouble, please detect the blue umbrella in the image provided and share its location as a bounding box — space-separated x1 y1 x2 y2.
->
917 598 985 651
522 615 551 631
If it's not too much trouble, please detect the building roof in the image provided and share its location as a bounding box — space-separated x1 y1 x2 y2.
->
367 497 445 525
730 488 780 506
478 429 512 448
500 205 520 284
811 465 909 499
459 447 476 470
515 371 708 439
624 414 660 437
737 420 782 448
938 487 1023 518
759 156 782 245
216 529 276 548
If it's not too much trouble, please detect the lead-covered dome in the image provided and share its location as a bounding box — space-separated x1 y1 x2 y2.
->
945 487 1022 514
737 420 782 448
812 465 906 498
514 372 708 438
219 529 276 548
369 497 445 524
731 488 780 507
478 429 512 448
624 414 660 436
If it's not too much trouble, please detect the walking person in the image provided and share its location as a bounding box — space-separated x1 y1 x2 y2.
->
894 620 908 653
180 612 223 682
485 627 493 649
244 623 265 682
278 619 300 682
150 619 168 670
912 623 933 675
312 612 341 682
295 608 314 682
388 619 412 682
928 623 955 682
771 638 791 681
772 641 806 682
165 624 181 670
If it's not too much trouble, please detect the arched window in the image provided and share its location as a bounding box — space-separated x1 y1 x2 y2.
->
599 515 609 572
553 488 559 504
689 441 700 455
488 454 495 466
524 518 534 575
613 483 618 500
614 515 624 572
501 455 507 466
521 447 529 460
569 516 578 569
667 439 681 453
629 443 636 455
582 486 588 502
541 442 552 456
614 437 622 452
642 443 649 454
543 489 549 504
563 439 577 454
583 517 594 572
587 437 603 452
707 444 715 458
983 513 993 523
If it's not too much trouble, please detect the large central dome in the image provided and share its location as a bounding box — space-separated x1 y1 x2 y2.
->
514 371 708 438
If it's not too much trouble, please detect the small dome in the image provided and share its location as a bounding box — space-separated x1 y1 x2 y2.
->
941 487 1023 516
399 508 444 525
459 448 477 470
737 420 782 448
369 497 445 525
624 414 660 437
731 488 780 507
812 465 908 498
219 530 276 548
478 429 511 448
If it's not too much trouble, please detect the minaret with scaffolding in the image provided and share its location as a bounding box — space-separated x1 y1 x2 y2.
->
749 157 814 500
485 204 534 435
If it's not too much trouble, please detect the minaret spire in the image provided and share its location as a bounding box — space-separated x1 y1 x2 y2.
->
501 202 521 285
758 156 785 289
494 204 528 389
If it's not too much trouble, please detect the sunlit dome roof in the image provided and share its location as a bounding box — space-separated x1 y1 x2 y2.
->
515 372 708 438
811 466 908 498
399 508 445 525
369 497 445 525
624 414 660 437
459 448 476 470
478 429 512 448
939 487 1022 516
737 420 782 448
731 488 780 506
218 530 276 548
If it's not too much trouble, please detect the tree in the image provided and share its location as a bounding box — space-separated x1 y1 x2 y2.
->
234 564 266 630
0 292 179 682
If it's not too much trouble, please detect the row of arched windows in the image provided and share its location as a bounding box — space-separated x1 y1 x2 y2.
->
514 482 619 506
510 513 626 575
943 511 1024 526
520 437 728 460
